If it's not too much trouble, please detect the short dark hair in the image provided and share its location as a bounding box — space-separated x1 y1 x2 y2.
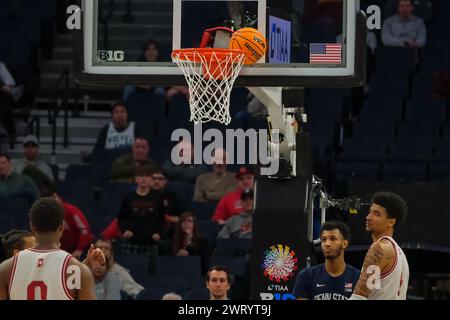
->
29 198 65 233
0 153 11 161
206 265 233 284
321 221 351 241
110 101 128 114
372 192 407 225
134 164 155 177
0 230 33 261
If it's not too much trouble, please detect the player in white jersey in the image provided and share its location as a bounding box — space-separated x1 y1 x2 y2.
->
0 198 99 300
350 191 409 300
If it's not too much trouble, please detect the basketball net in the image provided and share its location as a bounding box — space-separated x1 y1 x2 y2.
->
171 48 245 125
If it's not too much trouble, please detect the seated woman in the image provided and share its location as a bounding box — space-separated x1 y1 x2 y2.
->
89 253 121 300
95 238 144 299
171 212 209 274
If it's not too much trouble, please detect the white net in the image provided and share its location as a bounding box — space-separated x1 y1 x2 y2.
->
172 49 246 125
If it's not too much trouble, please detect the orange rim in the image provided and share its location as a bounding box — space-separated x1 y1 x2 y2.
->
172 48 246 62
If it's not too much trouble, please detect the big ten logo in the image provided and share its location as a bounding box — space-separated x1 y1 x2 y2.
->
260 284 296 300
366 265 381 290
260 293 296 300
66 265 81 290
365 5 381 30
97 50 125 62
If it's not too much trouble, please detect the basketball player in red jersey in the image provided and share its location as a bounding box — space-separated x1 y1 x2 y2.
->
0 197 102 300
349 192 409 300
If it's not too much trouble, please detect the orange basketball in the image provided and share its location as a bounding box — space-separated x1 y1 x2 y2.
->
229 27 266 65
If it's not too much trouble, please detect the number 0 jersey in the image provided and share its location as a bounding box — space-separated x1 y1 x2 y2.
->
9 248 73 300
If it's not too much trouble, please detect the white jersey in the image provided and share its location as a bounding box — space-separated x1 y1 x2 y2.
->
105 122 135 149
9 248 73 300
369 236 409 300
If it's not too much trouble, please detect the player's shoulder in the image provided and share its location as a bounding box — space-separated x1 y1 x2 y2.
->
298 264 323 278
345 264 361 277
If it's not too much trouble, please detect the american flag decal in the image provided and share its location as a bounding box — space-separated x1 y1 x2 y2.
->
310 43 342 64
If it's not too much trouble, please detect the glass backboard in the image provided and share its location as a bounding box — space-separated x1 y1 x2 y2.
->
74 0 366 87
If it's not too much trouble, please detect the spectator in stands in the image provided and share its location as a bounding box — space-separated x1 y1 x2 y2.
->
95 238 144 299
150 169 187 225
162 140 208 184
217 189 253 239
0 230 35 263
12 135 54 181
110 136 158 182
172 212 209 274
117 164 165 273
93 102 139 153
0 61 24 139
123 39 165 100
194 148 235 203
206 265 232 300
212 166 254 225
382 0 426 48
89 255 121 300
0 153 40 204
50 193 94 259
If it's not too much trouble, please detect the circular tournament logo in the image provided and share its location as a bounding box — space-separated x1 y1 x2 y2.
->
261 244 298 282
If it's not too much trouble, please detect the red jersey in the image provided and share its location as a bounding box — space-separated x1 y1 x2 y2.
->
212 189 243 223
60 202 93 254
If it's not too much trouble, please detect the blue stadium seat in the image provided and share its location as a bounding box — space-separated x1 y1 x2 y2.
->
166 181 194 207
185 287 210 300
369 72 409 98
56 180 93 214
197 220 220 250
306 96 343 122
142 274 188 297
397 123 441 141
65 165 93 183
89 216 114 236
126 91 166 133
0 197 30 229
190 201 219 221
375 47 415 75
209 256 248 278
387 139 434 161
339 139 387 161
335 161 381 180
155 256 202 287
116 254 150 278
382 161 427 182
429 162 450 181
215 239 252 257
135 287 168 300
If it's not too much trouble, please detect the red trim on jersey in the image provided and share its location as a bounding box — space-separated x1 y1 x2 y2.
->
61 255 75 300
27 248 62 253
8 254 19 296
380 237 398 279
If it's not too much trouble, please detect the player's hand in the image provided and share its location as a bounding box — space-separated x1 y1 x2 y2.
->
152 233 160 242
122 230 134 239
87 244 106 266
71 250 83 259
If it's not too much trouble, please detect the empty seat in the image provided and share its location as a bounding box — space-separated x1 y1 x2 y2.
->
142 274 188 297
376 47 415 75
115 254 150 279
135 287 169 300
65 165 92 183
155 256 202 287
197 220 220 250
89 216 115 236
166 181 194 207
0 197 30 229
339 139 387 161
429 162 450 181
209 256 248 278
335 161 381 180
215 239 252 257
190 201 219 220
382 161 427 181
387 139 434 161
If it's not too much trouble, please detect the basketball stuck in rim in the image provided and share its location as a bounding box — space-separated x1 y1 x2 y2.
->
229 27 266 64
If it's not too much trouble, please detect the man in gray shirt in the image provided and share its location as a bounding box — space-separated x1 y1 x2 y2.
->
217 189 254 239
382 0 426 48
12 135 54 181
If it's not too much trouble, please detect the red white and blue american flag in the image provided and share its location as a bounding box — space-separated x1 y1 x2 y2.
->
309 43 342 64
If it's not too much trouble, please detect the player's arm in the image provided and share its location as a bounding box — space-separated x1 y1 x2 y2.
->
71 259 97 300
350 240 395 299
0 259 14 300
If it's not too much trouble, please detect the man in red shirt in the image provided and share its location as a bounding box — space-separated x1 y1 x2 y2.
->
53 194 94 258
212 167 254 225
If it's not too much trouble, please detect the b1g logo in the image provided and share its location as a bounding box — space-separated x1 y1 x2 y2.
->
97 50 125 62
261 244 298 282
